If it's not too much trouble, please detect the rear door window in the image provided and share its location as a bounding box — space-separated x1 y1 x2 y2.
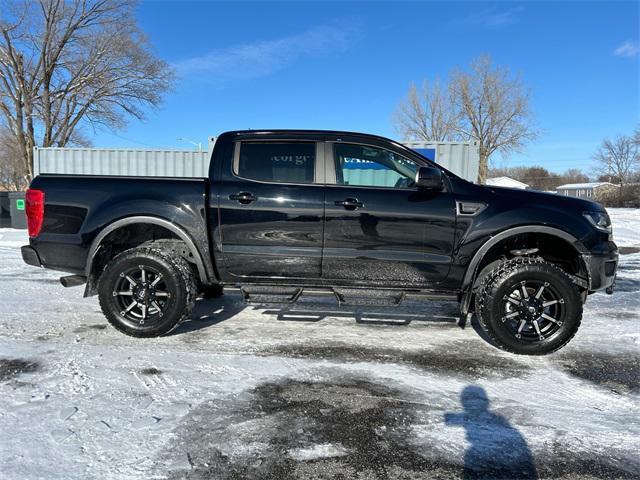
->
236 142 316 184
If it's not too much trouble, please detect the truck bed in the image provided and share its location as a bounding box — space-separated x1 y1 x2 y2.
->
27 174 211 277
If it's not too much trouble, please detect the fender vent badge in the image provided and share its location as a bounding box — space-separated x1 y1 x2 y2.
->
457 201 487 216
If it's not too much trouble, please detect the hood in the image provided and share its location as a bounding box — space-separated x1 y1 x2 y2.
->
482 185 605 213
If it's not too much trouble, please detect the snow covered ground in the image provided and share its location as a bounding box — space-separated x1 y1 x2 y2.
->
0 209 638 479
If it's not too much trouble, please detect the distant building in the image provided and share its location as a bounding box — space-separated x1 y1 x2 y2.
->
555 182 618 200
485 176 529 190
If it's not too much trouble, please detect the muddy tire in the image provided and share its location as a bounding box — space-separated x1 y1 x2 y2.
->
475 257 583 355
98 244 196 337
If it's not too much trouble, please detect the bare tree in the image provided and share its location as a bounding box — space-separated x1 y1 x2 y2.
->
0 0 175 182
393 79 459 141
449 56 538 183
393 55 538 183
593 133 640 204
561 168 590 185
0 126 26 190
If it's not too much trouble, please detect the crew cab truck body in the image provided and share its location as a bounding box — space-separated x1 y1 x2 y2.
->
21 130 618 354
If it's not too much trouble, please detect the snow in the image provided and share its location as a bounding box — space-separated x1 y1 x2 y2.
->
608 208 640 247
0 209 639 479
486 176 529 189
0 230 24 248
288 443 348 461
556 182 614 189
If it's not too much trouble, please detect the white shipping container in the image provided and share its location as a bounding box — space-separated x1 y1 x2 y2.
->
402 140 480 183
33 137 480 183
33 147 211 178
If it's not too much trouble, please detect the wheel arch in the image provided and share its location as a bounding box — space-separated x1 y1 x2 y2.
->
84 216 209 295
462 225 590 293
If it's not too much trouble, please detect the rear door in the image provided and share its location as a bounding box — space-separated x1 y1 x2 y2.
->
322 142 457 286
217 140 326 280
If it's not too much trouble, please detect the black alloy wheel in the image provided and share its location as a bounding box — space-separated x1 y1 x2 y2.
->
98 244 196 337
475 257 583 355
112 264 171 328
501 280 565 343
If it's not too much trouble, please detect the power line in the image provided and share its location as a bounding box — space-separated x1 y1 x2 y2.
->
498 176 593 180
97 131 171 150
502 159 596 165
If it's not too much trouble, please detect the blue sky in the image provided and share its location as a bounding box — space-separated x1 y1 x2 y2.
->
90 1 639 174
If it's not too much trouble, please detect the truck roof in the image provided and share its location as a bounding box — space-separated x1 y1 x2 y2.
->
217 129 466 179
222 129 400 142
219 129 427 160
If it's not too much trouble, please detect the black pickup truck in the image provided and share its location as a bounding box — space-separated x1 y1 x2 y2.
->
21 130 618 354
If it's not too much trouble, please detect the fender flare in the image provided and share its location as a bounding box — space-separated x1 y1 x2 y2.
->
461 225 588 291
85 216 209 283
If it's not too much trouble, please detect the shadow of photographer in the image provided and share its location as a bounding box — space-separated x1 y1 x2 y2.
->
445 385 538 479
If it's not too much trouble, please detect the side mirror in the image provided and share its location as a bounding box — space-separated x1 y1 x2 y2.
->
415 166 443 191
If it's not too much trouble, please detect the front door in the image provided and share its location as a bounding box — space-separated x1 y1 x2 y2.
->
217 140 325 280
322 142 457 286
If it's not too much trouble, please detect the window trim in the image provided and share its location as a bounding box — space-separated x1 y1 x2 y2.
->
232 140 325 186
325 141 442 192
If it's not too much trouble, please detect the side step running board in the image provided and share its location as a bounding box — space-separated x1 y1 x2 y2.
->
240 286 303 304
229 286 457 306
333 288 404 306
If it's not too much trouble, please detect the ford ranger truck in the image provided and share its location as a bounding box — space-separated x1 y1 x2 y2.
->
21 130 618 354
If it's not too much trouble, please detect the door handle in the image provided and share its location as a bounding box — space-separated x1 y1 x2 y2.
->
229 192 257 204
335 198 364 210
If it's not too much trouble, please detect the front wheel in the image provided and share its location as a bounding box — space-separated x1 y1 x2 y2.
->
475 257 583 355
98 244 196 337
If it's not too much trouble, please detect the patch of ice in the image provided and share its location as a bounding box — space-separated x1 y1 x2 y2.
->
288 443 349 461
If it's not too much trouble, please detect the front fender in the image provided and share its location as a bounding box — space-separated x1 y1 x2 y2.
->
459 224 589 291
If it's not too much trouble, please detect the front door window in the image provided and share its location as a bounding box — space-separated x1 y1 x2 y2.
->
334 143 418 189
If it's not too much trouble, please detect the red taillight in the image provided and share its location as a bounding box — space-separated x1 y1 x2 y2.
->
25 189 45 238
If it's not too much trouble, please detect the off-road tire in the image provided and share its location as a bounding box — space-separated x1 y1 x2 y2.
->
475 257 583 355
98 244 197 337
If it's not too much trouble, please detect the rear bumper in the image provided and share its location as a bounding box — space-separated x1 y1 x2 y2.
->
21 245 42 268
583 251 618 292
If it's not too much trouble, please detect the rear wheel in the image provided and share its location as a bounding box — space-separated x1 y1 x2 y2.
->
98 245 196 337
475 257 582 355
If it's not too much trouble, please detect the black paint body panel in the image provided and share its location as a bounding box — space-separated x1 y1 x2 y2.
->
322 186 456 285
27 175 213 278
25 129 618 296
218 181 325 278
